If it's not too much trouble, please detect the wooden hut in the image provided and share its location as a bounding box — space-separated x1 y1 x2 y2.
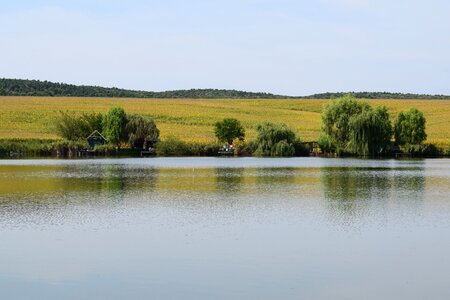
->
86 130 107 150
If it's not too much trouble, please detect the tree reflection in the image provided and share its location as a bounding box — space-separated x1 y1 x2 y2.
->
321 165 426 225
215 168 244 194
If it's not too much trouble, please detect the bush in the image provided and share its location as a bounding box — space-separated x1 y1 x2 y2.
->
93 144 118 155
403 143 440 157
155 136 190 156
317 134 335 153
253 122 300 157
0 139 55 157
55 111 103 141
51 140 87 157
232 138 253 156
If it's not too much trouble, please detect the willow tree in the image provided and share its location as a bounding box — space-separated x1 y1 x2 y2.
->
394 108 427 145
125 114 160 149
321 95 371 154
253 122 300 157
348 106 392 156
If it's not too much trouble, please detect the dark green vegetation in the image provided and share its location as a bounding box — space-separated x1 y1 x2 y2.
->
318 95 437 157
0 78 288 99
214 118 245 144
55 111 103 141
55 107 159 151
304 92 450 100
394 108 427 145
252 122 306 157
2 78 450 99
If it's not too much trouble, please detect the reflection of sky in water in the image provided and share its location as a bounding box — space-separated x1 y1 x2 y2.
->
0 158 450 300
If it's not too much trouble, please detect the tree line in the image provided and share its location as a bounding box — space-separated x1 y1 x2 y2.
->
2 78 449 99
55 95 434 157
318 94 430 156
0 78 288 99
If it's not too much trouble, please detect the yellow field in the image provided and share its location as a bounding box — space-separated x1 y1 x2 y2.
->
1 96 449 146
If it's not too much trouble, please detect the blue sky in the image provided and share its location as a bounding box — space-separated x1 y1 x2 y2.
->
1 0 449 95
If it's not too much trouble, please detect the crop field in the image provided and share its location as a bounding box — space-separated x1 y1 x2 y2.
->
1 96 449 146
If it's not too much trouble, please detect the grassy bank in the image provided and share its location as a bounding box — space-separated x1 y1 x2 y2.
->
1 96 450 147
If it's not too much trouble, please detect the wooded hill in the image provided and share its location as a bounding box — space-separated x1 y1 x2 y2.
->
0 78 288 99
1 78 449 99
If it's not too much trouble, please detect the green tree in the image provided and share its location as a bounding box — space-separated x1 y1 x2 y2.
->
103 107 127 148
214 118 245 144
394 108 427 145
253 122 300 157
125 114 160 149
348 106 392 156
321 95 371 154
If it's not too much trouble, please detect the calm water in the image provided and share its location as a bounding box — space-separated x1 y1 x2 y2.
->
1 157 450 300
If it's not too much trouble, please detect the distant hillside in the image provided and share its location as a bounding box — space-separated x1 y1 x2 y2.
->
0 78 288 99
303 92 450 100
1 78 449 99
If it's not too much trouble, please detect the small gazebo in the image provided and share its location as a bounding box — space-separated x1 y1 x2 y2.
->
86 130 107 150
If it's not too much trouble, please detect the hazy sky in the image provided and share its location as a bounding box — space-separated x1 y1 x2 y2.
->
1 0 449 95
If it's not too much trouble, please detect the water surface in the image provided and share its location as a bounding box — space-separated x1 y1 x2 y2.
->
1 157 450 300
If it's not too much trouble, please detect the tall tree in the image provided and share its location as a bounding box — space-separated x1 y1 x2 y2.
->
125 114 160 149
348 106 392 156
394 108 427 145
321 95 371 154
103 107 127 148
214 118 245 144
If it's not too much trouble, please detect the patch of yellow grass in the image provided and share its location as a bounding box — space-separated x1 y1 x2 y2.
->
0 97 449 146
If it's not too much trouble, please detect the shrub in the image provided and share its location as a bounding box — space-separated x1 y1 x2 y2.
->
155 136 190 156
55 111 103 141
403 143 440 157
51 140 88 157
93 144 118 155
317 134 335 153
253 122 299 157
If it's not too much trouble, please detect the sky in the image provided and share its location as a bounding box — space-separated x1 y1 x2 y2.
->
1 0 449 96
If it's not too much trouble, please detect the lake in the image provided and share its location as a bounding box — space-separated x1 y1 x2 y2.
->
1 157 450 300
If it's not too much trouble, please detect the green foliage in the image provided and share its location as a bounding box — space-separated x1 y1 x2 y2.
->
154 136 189 156
51 140 88 156
103 107 127 147
0 139 56 157
214 118 245 144
55 111 103 141
0 78 290 99
253 122 300 157
348 106 392 156
93 144 118 155
317 134 335 153
125 114 160 149
321 95 371 154
394 108 427 145
402 143 440 157
303 91 450 100
155 137 224 156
